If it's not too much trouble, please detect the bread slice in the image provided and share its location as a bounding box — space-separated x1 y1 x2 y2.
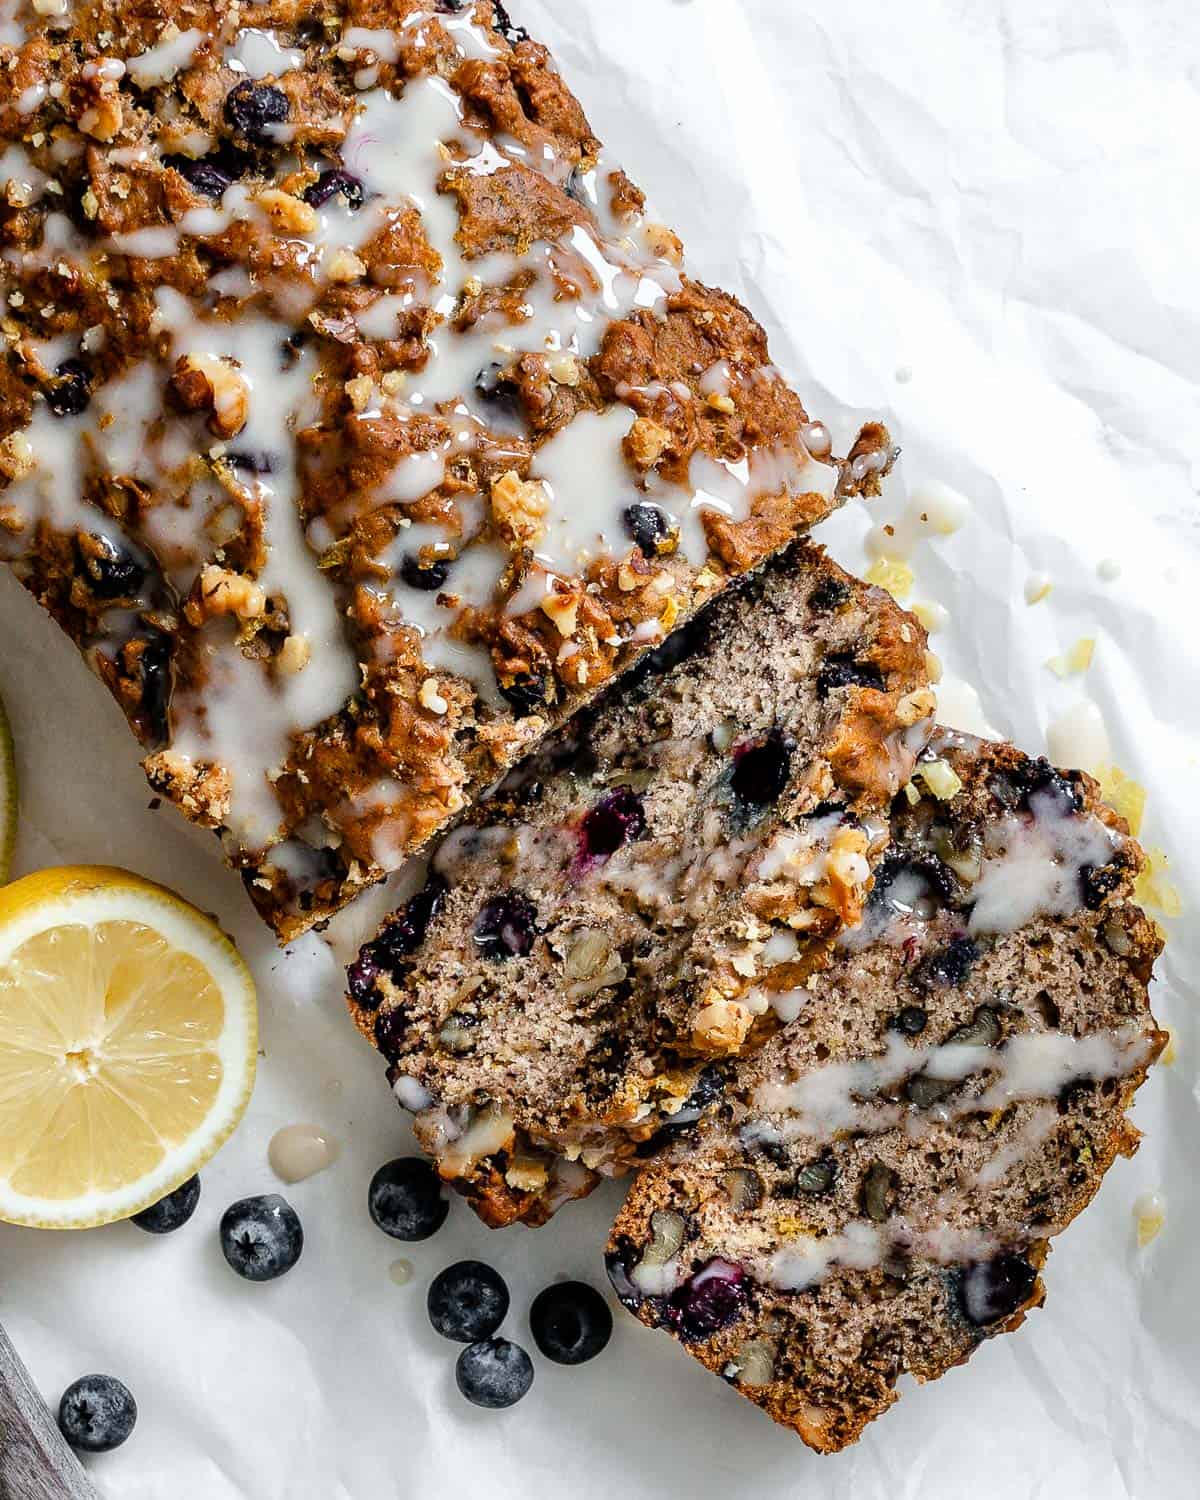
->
606 730 1165 1452
346 541 934 1223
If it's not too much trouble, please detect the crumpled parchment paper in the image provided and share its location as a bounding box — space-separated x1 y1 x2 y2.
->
1 2 1196 1495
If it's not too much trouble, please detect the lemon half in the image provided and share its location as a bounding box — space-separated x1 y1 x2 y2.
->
0 691 15 884
0 867 257 1228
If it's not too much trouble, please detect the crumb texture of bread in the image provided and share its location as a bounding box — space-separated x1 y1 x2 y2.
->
0 1 887 938
347 543 934 1225
605 731 1165 1452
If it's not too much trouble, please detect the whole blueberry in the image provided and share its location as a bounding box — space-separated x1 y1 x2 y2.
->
474 890 537 960
578 786 647 862
166 155 233 199
729 731 793 808
347 949 382 1008
623 503 671 557
499 672 548 719
455 1338 534 1410
489 1 530 46
219 1194 304 1281
959 1253 1038 1327
666 1259 748 1342
400 555 451 592
46 359 91 417
137 632 173 747
808 576 852 612
131 1174 200 1234
892 1004 928 1036
911 936 979 990
530 1281 613 1365
76 536 146 600
368 1156 449 1241
428 1260 510 1343
366 876 450 990
373 1003 409 1063
224 80 289 144
474 363 523 422
303 167 365 211
816 655 885 698
58 1374 137 1453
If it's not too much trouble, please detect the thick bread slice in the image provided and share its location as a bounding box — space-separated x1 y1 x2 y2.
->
606 730 1164 1452
346 541 933 1224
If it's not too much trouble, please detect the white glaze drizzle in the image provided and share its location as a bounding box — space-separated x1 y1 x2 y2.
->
865 480 969 562
268 1122 341 1183
125 28 205 89
1045 700 1112 776
966 787 1117 936
0 10 840 885
752 1024 1151 1142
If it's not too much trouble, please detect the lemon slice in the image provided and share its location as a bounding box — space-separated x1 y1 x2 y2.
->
0 867 256 1228
0 690 15 884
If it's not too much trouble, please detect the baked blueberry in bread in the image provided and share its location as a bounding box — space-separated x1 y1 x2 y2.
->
347 542 934 1224
606 730 1165 1452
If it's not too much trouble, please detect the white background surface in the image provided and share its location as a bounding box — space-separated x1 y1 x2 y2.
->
1 1 1198 1496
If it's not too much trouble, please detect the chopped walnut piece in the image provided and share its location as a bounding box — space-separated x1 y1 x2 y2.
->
691 995 754 1054
78 96 123 142
258 189 318 235
490 471 548 546
419 678 449 715
325 247 367 283
625 416 672 470
814 826 872 923
547 354 581 387
170 355 250 439
187 565 266 624
0 431 35 481
896 687 936 728
504 1157 550 1192
345 375 375 412
644 222 684 265
276 634 311 675
540 589 581 638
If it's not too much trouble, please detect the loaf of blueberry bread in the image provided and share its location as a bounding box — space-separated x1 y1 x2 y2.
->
346 541 935 1225
606 730 1165 1452
0 0 887 940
